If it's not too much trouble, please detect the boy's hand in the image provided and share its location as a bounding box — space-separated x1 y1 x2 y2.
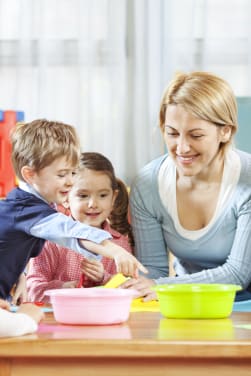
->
80 258 104 282
103 240 148 278
81 239 148 279
80 240 148 278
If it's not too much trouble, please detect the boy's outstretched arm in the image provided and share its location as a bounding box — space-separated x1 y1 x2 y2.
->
80 239 148 279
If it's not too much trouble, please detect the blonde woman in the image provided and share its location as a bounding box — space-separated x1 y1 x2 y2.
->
123 71 251 301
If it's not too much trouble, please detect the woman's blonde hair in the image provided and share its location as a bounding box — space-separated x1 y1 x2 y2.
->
11 119 80 180
159 71 238 153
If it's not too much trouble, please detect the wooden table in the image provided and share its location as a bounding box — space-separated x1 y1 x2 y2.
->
1 310 251 376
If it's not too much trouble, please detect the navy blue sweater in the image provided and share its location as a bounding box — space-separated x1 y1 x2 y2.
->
0 188 56 299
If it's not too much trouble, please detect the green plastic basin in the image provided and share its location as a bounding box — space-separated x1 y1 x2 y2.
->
152 284 242 319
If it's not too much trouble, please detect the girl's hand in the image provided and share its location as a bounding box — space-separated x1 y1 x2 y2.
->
80 258 104 282
18 303 44 323
12 273 28 305
81 239 148 278
62 280 78 288
120 275 157 301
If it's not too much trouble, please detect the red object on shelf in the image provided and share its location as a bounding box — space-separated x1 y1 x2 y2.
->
0 110 24 197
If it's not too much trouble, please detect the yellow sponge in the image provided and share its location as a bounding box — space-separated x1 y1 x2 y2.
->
104 273 129 288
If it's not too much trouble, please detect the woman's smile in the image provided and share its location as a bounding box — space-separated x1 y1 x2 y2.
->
176 154 199 165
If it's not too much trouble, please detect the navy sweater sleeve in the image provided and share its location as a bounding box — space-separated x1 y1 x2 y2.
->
0 188 56 299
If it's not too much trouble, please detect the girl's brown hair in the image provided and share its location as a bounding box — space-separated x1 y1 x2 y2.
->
79 152 134 247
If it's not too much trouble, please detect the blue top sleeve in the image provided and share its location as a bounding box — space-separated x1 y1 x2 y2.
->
30 212 112 259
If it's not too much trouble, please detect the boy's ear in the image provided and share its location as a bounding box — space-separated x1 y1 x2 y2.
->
21 166 36 184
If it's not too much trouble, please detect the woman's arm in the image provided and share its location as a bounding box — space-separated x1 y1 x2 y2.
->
129 174 169 279
155 200 251 287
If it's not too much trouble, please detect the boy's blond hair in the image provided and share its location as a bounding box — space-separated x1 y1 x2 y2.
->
11 119 80 181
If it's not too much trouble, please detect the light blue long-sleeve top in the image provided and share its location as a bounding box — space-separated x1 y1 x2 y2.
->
21 182 111 259
129 149 251 288
0 182 113 299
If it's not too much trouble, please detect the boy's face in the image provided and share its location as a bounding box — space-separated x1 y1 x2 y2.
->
29 156 77 204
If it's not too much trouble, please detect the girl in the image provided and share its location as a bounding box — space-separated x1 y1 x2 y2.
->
26 152 134 302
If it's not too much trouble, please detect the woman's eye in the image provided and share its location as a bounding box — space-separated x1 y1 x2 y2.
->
191 134 203 138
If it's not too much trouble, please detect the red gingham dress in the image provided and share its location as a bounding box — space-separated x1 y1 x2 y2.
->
26 220 133 303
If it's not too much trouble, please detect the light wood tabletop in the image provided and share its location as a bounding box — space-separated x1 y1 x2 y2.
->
1 310 251 376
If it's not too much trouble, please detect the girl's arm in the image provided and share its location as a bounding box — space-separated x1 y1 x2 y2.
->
80 257 119 287
26 242 64 303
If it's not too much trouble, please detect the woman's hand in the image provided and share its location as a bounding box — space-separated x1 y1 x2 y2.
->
80 258 104 282
120 275 157 301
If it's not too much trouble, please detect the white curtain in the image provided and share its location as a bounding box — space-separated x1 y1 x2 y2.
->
0 0 250 183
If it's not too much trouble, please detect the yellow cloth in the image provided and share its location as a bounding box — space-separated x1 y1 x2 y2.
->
103 273 129 288
130 298 160 312
104 274 160 312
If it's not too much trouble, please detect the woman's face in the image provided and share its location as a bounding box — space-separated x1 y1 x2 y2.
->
163 104 231 178
68 168 117 228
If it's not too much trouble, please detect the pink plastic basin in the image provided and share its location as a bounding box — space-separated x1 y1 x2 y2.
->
45 288 137 325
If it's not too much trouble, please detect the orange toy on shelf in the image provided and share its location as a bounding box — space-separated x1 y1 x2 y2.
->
0 110 24 198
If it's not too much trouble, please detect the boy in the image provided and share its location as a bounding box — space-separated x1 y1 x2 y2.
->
0 119 147 299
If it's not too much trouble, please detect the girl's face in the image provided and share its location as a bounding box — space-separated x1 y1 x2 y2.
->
68 169 117 228
163 104 231 179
